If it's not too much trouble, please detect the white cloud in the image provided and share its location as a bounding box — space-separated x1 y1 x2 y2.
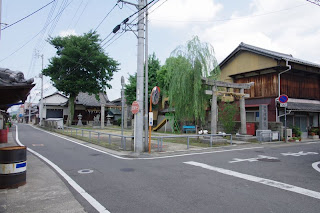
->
197 0 320 64
150 0 223 28
59 29 77 37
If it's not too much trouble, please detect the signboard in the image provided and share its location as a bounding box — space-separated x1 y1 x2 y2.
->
279 94 288 103
151 86 160 105
280 103 287 108
149 112 153 126
131 101 139 114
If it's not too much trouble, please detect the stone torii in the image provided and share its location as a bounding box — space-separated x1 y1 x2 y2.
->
202 78 254 135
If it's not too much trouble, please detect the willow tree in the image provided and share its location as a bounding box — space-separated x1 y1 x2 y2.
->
43 31 119 126
166 36 220 124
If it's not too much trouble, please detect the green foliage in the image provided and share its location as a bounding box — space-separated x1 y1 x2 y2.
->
165 36 220 123
124 53 161 105
11 114 17 120
291 126 302 136
218 103 238 133
124 73 137 104
116 118 122 126
43 31 119 125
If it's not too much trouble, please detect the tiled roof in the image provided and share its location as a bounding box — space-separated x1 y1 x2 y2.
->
220 42 320 69
75 92 114 107
287 98 320 112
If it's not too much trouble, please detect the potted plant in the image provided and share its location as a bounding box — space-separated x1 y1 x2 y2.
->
292 126 301 138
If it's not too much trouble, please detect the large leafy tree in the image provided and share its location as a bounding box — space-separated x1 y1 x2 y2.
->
43 31 119 125
165 36 220 124
125 53 161 105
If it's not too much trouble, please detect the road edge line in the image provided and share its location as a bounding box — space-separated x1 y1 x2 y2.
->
15 125 110 213
28 125 265 160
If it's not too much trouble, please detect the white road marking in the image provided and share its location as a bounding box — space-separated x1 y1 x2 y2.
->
281 151 318 157
184 161 320 200
312 161 320 173
15 125 110 213
28 125 264 160
229 155 278 163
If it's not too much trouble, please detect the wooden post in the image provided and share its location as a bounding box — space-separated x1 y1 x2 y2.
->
211 85 217 134
240 88 247 135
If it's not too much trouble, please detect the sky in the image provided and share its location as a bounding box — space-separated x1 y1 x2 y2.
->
1 0 319 113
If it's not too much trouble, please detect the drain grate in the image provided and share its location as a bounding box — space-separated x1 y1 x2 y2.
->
78 169 94 174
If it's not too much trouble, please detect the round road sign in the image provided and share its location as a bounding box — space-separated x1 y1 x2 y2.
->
131 101 139 114
279 94 289 103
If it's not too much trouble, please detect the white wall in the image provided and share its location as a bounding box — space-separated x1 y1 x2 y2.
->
42 94 68 119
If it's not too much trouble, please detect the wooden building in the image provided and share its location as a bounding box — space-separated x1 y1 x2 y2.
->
219 43 320 138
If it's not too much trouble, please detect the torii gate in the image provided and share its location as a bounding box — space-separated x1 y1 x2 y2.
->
202 78 254 135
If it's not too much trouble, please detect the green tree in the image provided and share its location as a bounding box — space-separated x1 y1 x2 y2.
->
218 103 239 133
166 36 220 124
43 31 119 125
124 53 161 105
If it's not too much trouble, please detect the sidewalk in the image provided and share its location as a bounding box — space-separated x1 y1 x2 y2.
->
0 127 86 213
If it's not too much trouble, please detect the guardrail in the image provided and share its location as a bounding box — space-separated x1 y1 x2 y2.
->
47 126 232 152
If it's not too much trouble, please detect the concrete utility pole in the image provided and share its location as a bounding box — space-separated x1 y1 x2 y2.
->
39 54 44 126
135 0 146 153
144 0 149 152
121 76 125 146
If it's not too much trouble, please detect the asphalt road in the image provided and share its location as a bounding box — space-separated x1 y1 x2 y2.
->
17 124 320 213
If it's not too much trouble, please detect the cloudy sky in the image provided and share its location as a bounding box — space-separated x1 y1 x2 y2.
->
1 0 319 111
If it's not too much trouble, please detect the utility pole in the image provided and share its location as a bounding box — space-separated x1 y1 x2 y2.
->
135 0 145 153
144 0 149 152
39 54 44 126
121 76 125 148
118 0 146 153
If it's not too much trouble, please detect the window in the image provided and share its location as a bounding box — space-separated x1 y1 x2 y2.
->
246 111 259 122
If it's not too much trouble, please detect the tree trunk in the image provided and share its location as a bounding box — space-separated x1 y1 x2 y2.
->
67 95 76 126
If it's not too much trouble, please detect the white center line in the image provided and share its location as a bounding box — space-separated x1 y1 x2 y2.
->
184 161 320 200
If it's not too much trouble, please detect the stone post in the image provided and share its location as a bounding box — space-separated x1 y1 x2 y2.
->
101 104 105 129
240 88 247 135
211 86 217 134
124 104 128 129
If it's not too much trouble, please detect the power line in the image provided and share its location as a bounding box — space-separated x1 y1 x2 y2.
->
1 0 57 31
94 2 119 31
306 0 320 6
0 0 73 63
103 0 164 49
72 0 90 29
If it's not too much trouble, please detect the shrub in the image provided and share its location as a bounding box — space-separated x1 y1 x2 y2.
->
291 126 301 137
218 103 239 133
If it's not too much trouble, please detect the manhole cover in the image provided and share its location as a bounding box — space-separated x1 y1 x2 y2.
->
120 168 135 172
78 169 94 174
258 158 280 162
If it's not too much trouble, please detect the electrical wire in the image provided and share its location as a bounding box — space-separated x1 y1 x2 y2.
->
94 3 119 31
0 0 73 63
1 0 57 31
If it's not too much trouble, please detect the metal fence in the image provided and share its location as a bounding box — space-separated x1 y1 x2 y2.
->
47 126 232 152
